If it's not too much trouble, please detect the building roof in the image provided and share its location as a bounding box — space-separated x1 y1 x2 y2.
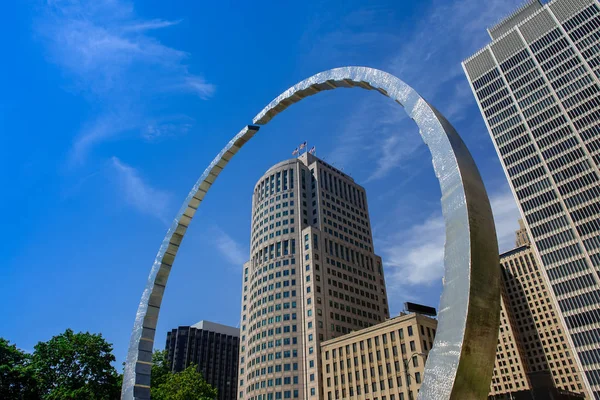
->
500 245 530 259
190 320 240 337
320 312 436 347
487 0 543 40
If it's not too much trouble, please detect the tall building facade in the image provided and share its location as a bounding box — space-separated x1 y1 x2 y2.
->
238 153 389 400
165 320 240 400
463 0 600 396
320 312 437 400
490 222 588 399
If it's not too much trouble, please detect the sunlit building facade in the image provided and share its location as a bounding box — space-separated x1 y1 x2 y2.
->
490 221 588 399
320 312 437 400
463 0 600 397
237 152 389 400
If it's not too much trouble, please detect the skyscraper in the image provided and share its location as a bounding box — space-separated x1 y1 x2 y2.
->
463 0 600 396
165 320 239 400
238 152 389 400
491 221 588 399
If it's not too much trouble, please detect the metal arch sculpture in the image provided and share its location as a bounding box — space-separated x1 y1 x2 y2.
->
122 66 500 400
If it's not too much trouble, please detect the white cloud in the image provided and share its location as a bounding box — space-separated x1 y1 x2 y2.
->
183 76 216 99
367 133 422 183
322 0 525 181
211 228 248 266
71 112 138 164
110 156 172 223
142 115 195 141
387 0 524 119
38 0 212 163
490 186 523 253
379 187 522 295
381 215 446 288
326 99 423 183
70 112 193 164
121 19 182 33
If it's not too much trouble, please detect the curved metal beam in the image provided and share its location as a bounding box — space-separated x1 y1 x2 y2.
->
122 66 500 400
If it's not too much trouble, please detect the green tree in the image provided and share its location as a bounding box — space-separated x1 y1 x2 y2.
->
152 363 217 400
0 338 38 399
31 329 120 400
150 349 170 390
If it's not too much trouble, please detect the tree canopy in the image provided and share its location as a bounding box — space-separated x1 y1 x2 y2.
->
1 335 217 400
0 338 38 399
152 362 217 400
150 349 170 390
31 329 120 400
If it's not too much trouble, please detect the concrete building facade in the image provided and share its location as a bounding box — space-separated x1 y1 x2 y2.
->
463 0 600 396
490 222 588 399
237 153 389 400
318 222 588 399
320 313 436 400
165 320 240 400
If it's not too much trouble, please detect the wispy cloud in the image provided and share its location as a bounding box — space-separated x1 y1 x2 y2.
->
210 227 248 266
387 0 523 120
121 19 182 33
320 0 523 181
326 99 424 183
490 186 523 252
71 112 139 164
38 0 214 164
379 186 521 303
381 215 446 288
110 156 172 223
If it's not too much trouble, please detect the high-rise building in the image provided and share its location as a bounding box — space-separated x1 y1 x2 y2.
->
462 0 600 396
165 320 239 400
238 152 389 400
490 221 588 399
320 311 437 400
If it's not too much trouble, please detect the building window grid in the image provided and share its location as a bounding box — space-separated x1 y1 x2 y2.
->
483 43 600 253
466 3 600 391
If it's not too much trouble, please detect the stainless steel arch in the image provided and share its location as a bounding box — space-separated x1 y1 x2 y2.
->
122 66 500 400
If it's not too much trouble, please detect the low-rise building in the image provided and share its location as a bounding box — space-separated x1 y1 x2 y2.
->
320 312 437 400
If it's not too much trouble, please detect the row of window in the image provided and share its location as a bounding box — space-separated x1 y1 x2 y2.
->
241 374 298 388
326 364 422 389
244 324 300 348
253 221 296 249
325 376 420 399
247 268 297 295
252 239 296 266
254 168 295 203
253 201 294 232
246 300 297 324
242 389 299 399
319 167 366 211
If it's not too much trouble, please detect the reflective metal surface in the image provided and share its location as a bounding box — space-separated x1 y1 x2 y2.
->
122 67 500 400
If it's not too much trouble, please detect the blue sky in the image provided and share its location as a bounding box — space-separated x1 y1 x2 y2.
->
2 0 525 364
